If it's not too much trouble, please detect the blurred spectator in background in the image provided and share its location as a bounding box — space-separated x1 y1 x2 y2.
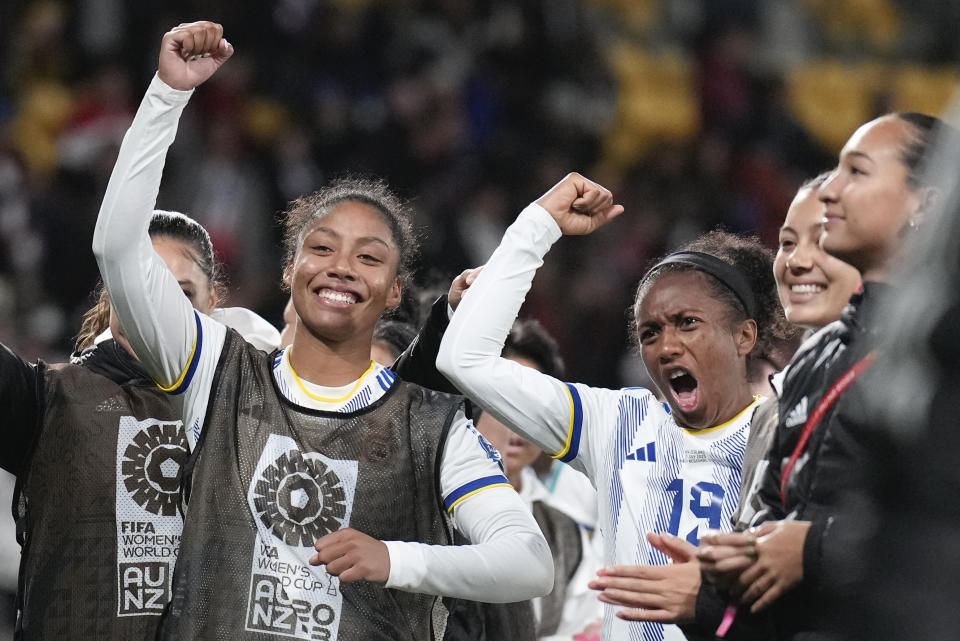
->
2 0 956 387
0 0 960 387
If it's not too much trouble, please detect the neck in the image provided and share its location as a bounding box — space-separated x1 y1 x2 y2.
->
850 246 896 284
858 266 890 283
289 326 375 386
506 467 523 492
531 454 552 477
685 389 755 431
727 390 756 421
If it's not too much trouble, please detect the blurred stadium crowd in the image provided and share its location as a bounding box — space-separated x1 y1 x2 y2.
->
1 0 959 390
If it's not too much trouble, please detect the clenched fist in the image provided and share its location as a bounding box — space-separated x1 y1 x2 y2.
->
157 21 234 91
534 172 624 236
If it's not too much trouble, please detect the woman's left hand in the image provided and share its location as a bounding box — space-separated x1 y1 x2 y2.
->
734 520 810 612
588 532 700 624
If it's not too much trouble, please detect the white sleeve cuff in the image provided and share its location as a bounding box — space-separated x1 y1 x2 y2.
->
520 202 563 243
149 72 196 102
383 540 428 591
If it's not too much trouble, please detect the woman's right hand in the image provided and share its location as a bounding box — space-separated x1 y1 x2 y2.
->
158 21 234 92
534 173 623 236
448 266 482 310
697 528 762 588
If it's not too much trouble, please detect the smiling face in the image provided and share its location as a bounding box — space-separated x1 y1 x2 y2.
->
285 200 402 346
636 270 757 430
819 115 924 281
775 187 862 330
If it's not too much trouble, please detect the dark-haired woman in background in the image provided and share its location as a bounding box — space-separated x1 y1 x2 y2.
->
699 112 954 641
1 210 279 641
438 172 795 640
732 171 862 531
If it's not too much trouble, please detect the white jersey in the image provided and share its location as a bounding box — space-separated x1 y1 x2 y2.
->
438 204 757 640
93 74 552 605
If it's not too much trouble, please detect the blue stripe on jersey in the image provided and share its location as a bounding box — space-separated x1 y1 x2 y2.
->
639 620 665 641
273 352 283 369
711 422 748 531
443 474 512 512
376 368 397 392
165 310 203 395
341 387 373 413
277 372 292 400
608 393 652 542
556 383 583 463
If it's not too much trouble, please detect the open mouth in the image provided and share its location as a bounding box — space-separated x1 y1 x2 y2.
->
667 368 699 412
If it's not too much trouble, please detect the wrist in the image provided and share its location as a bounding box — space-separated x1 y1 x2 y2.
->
151 72 195 101
381 540 425 590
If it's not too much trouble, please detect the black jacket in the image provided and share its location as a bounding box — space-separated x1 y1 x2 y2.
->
686 284 888 641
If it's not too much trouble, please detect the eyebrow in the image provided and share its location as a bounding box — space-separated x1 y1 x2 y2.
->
307 226 392 249
843 150 875 165
638 309 702 326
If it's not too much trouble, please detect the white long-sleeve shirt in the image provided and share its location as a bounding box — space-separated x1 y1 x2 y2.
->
437 204 757 640
93 74 552 605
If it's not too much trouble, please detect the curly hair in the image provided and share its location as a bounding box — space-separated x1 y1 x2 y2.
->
632 230 801 368
281 176 419 285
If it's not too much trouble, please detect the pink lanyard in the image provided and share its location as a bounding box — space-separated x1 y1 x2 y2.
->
779 351 877 505
717 350 879 639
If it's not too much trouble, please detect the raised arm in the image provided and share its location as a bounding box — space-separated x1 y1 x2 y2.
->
92 22 233 387
436 173 623 469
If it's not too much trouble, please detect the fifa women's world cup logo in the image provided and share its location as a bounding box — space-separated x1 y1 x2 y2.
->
245 435 358 640
121 422 190 516
115 417 188 616
252 449 348 546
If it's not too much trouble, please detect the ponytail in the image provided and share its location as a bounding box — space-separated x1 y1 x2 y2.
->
74 285 111 353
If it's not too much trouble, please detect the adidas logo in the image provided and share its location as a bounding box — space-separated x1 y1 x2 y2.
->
626 441 656 462
96 395 126 412
784 397 808 428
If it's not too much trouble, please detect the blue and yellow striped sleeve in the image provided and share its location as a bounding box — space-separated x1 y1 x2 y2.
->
551 382 583 464
443 474 513 513
157 310 203 395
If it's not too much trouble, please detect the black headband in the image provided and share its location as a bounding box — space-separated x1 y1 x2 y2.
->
643 251 758 318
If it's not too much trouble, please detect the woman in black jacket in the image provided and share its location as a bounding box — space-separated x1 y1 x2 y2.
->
699 112 955 640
